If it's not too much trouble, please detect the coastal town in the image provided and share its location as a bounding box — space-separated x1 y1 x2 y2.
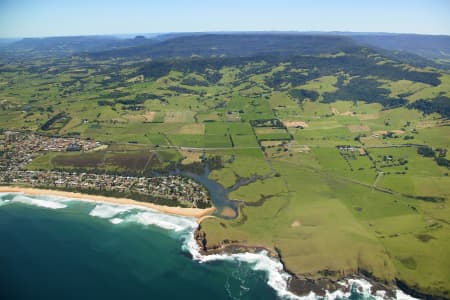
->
0 131 210 208
1 131 102 171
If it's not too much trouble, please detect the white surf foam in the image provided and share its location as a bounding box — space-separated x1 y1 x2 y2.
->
11 194 67 209
110 218 124 224
37 194 74 203
395 289 419 300
0 193 17 207
331 278 421 300
125 211 197 232
0 192 419 300
89 204 130 218
205 253 302 299
183 231 303 299
0 194 9 206
182 231 420 300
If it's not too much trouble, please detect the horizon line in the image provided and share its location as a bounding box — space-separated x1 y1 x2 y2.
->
1 29 450 40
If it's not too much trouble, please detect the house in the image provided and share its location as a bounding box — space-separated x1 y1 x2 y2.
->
66 143 82 151
4 131 19 142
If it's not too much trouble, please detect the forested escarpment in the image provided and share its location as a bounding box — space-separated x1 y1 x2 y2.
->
134 50 445 112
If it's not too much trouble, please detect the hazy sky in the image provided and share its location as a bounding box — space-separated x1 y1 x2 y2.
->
0 0 449 37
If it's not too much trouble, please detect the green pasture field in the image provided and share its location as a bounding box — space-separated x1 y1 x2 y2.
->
27 149 174 173
1 48 449 298
255 127 292 141
231 134 259 147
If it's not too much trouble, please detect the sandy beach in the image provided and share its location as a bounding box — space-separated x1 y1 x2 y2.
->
0 186 216 221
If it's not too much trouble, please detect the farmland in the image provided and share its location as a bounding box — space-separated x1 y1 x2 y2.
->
1 34 449 298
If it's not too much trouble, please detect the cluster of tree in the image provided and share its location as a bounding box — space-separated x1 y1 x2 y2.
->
135 93 163 101
417 146 450 168
265 70 318 90
236 62 273 81
97 100 114 106
250 119 285 128
122 105 144 111
205 155 223 171
180 155 223 175
98 93 167 107
382 132 400 139
181 77 209 86
322 77 407 108
138 57 232 82
115 99 145 105
40 112 66 131
258 136 292 143
289 89 319 103
167 85 205 95
417 146 435 157
100 74 127 86
407 96 450 119
435 157 450 168
204 70 223 84
59 79 80 88
101 90 131 98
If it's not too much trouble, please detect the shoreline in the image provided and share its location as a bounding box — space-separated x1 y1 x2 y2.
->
0 186 216 221
195 234 392 298
195 231 447 300
2 186 444 299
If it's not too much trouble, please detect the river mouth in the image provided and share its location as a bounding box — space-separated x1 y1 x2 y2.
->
162 155 274 219
171 168 241 219
152 156 245 219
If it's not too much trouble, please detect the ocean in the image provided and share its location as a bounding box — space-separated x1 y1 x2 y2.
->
0 193 414 300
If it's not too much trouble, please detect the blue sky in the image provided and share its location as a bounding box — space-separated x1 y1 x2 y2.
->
0 0 449 37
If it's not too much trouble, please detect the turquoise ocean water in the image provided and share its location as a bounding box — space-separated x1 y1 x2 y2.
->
0 193 412 300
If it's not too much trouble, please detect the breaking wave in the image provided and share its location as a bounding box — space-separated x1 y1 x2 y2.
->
89 204 130 218
125 211 197 232
0 192 418 300
395 290 419 300
0 193 67 209
183 230 304 299
110 218 124 224
181 230 412 300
